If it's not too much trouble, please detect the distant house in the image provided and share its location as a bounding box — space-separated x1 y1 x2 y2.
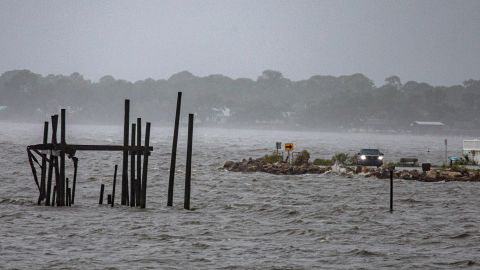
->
410 121 445 133
209 107 231 124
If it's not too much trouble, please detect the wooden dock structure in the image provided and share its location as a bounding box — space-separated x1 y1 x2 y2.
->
27 100 153 208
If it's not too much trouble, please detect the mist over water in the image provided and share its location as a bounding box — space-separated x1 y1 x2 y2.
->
1 0 480 268
1 123 479 269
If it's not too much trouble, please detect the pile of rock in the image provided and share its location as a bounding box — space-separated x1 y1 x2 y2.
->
223 158 326 175
224 158 480 182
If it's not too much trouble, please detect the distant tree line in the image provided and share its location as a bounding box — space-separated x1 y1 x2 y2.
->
0 69 479 130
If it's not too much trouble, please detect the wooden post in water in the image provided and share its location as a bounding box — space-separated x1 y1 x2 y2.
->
184 114 194 210
67 188 71 207
122 101 130 205
136 118 142 207
168 92 182 207
140 122 151 209
66 177 69 205
112 164 118 207
59 109 66 206
130 123 136 207
38 121 48 205
390 170 393 213
52 186 56 206
122 99 130 205
71 157 78 205
45 115 57 206
99 184 105 204
107 194 112 205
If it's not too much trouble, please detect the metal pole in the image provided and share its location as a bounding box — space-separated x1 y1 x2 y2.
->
390 170 393 213
168 92 182 206
444 138 448 166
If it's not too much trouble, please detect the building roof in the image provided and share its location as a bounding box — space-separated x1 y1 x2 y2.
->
411 121 445 126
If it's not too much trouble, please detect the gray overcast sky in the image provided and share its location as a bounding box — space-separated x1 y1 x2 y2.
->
0 0 479 86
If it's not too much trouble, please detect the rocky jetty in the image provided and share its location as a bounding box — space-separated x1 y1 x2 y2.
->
223 158 326 175
224 159 480 182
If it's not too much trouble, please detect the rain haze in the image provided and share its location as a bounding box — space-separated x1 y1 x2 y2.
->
1 0 480 85
1 1 480 269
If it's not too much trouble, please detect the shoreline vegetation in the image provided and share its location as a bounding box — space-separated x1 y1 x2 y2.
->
224 151 480 182
1 69 480 134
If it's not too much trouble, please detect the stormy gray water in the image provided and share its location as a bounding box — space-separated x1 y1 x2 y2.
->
0 122 479 269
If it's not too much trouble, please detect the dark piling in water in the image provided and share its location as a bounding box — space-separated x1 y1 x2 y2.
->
38 121 48 205
99 184 105 204
59 109 66 206
66 177 69 206
168 92 182 207
122 100 130 206
67 188 71 207
107 194 112 205
130 123 136 207
184 113 194 210
140 122 151 209
52 186 56 206
112 164 118 207
45 115 58 206
136 118 142 207
71 157 78 205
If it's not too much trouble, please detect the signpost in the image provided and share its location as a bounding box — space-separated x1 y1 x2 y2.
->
276 142 282 150
285 143 294 163
444 138 448 166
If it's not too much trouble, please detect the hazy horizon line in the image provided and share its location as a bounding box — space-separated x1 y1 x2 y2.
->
1 68 475 88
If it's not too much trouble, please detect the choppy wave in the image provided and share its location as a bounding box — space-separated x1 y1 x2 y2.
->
1 123 479 269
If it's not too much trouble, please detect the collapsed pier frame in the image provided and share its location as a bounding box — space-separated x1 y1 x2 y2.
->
27 100 153 208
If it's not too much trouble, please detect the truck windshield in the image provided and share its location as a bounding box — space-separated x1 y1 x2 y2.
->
361 149 380 155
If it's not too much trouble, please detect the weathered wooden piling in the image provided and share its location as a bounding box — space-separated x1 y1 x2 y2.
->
184 114 194 210
130 123 136 207
122 100 130 205
107 194 112 205
136 118 142 207
390 170 393 213
140 122 151 209
67 188 71 207
71 157 78 205
27 149 40 198
52 186 56 206
66 177 69 204
59 109 66 206
38 121 48 205
99 184 105 204
168 92 182 207
45 115 57 206
112 164 118 207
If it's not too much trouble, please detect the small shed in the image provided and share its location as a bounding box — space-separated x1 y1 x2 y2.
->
410 121 445 133
463 139 480 164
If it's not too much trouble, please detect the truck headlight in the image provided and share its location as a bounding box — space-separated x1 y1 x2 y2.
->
378 156 384 160
360 155 366 160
